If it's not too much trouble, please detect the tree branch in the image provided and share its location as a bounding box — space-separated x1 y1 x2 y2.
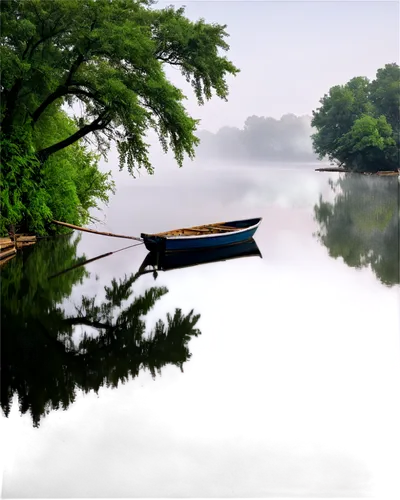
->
156 55 181 66
67 87 97 99
21 36 35 60
23 24 69 62
32 53 86 124
65 53 85 86
31 86 68 124
37 112 111 163
63 317 111 330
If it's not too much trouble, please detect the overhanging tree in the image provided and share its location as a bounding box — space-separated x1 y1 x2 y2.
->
1 0 239 174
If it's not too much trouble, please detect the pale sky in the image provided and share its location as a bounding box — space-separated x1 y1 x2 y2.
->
160 0 400 132
67 0 400 170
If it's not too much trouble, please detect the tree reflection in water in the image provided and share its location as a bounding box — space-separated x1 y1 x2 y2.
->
314 174 399 286
1 236 200 427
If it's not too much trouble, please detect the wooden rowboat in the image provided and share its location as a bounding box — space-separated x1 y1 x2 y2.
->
141 217 262 252
138 238 262 275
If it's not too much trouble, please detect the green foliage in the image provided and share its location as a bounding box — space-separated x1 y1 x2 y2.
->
314 175 399 286
0 110 115 235
0 129 52 235
1 234 201 427
1 0 239 171
370 63 400 133
37 109 115 226
311 64 400 172
338 115 397 172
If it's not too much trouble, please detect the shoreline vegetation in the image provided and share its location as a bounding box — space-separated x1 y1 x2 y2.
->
1 1 399 248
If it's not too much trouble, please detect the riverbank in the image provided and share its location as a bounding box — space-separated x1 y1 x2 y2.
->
0 235 37 266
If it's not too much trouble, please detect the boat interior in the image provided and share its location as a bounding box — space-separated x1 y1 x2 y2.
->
152 222 241 237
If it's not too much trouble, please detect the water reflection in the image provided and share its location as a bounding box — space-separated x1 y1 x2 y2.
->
138 238 262 279
314 174 399 286
0 167 399 414
1 235 201 427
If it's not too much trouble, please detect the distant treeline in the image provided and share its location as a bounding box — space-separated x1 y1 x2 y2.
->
195 114 317 163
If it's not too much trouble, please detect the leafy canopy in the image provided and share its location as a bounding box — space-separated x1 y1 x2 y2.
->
311 64 400 172
1 0 239 174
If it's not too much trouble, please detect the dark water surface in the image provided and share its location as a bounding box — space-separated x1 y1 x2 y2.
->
1 165 400 498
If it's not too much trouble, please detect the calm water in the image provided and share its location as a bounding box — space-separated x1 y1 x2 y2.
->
1 164 400 498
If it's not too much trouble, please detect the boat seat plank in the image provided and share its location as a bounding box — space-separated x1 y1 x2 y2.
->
180 228 210 233
153 224 239 237
205 225 238 231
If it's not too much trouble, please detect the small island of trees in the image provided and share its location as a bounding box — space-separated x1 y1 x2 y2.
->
312 63 399 174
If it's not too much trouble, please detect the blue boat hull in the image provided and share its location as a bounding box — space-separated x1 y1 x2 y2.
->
141 218 262 252
139 238 262 275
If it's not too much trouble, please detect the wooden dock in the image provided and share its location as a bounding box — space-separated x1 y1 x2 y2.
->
0 235 37 266
315 167 399 176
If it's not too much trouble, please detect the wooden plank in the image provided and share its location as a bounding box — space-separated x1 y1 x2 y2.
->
205 225 238 232
154 229 180 236
16 241 36 249
0 253 16 267
155 227 209 236
155 228 215 237
15 235 36 243
0 241 14 251
0 247 17 260
183 227 211 233
190 222 233 230
51 220 143 242
154 224 239 237
0 237 13 245
0 244 15 251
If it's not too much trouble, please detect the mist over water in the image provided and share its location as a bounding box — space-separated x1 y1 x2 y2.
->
81 150 397 384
